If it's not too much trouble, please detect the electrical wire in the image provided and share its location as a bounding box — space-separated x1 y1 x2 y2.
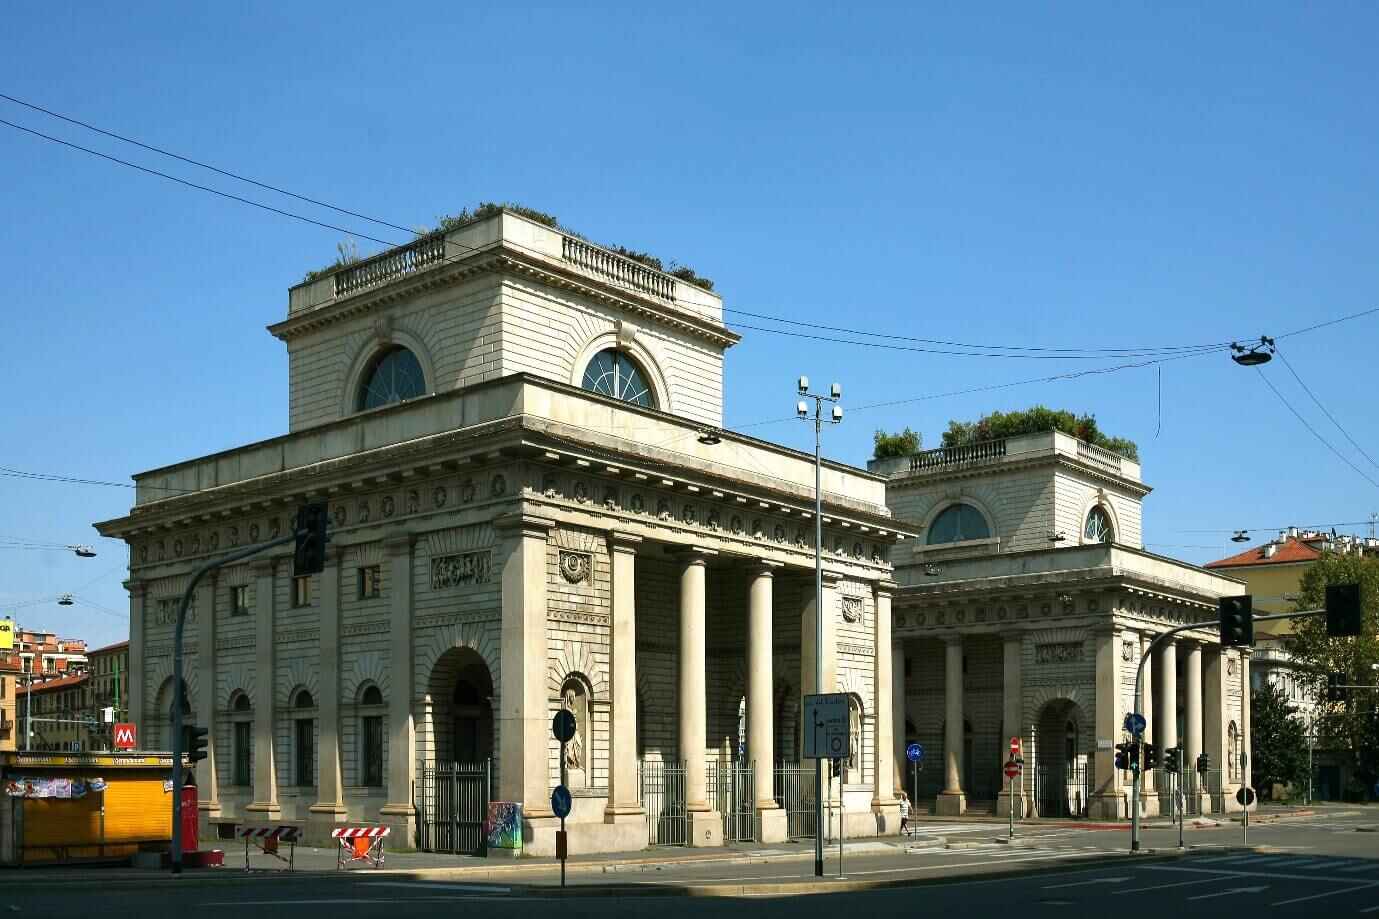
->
1255 367 1379 490
1177 520 1376 534
1276 349 1379 474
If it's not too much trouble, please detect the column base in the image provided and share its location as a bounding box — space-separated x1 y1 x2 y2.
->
757 805 788 844
521 815 561 857
871 801 902 837
1088 792 1127 820
686 809 723 847
378 803 417 847
935 792 967 816
244 801 282 821
306 804 349 846
996 791 1030 818
603 804 646 825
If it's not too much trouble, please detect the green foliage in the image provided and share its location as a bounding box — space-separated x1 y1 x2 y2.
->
302 239 361 283
1288 552 1379 797
1250 682 1311 799
872 427 922 459
940 405 1139 461
435 201 561 233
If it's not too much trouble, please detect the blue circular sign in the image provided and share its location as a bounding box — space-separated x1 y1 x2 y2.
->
1125 713 1147 735
906 743 924 763
551 784 572 819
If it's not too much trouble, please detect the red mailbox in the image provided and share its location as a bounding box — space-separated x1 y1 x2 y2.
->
180 785 199 854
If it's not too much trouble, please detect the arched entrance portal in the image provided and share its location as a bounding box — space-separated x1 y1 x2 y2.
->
419 647 494 856
430 647 494 766
1033 699 1090 817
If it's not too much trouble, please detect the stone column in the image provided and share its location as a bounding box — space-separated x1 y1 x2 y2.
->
495 514 555 852
1240 650 1252 796
800 573 839 836
380 534 416 840
1138 633 1156 804
194 575 220 820
679 549 722 847
748 562 786 843
605 532 645 835
1183 641 1205 811
1155 639 1177 812
872 581 898 832
1203 646 1230 813
937 635 966 816
308 547 347 838
1089 628 1123 819
246 560 279 819
997 632 1025 817
892 637 906 799
125 580 145 744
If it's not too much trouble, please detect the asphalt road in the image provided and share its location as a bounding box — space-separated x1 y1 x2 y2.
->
5 807 1374 917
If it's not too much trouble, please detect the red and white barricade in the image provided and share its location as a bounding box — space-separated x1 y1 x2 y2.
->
236 825 302 871
332 826 390 869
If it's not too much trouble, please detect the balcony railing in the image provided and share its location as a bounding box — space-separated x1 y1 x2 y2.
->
1076 440 1124 474
908 438 1007 472
333 233 449 298
561 236 677 301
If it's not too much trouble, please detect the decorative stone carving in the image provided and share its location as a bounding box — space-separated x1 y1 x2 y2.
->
834 537 845 556
227 526 240 547
871 544 882 563
249 522 261 541
774 524 786 543
1036 642 1084 664
656 499 671 521
917 612 927 626
1040 603 1051 616
707 509 721 531
896 613 907 628
841 596 863 623
406 490 420 514
852 541 863 559
631 493 645 514
1088 599 1099 612
430 551 493 588
730 515 744 535
173 539 183 557
208 532 219 551
190 534 200 555
935 610 945 625
572 480 588 504
1227 658 1236 676
751 519 763 540
139 544 148 563
269 517 281 539
603 487 619 510
381 495 395 518
975 608 987 622
683 505 697 525
543 474 559 498
1122 641 1134 661
997 606 1008 620
356 502 369 524
490 474 506 498
460 479 475 503
559 550 592 584
795 528 808 548
433 486 448 508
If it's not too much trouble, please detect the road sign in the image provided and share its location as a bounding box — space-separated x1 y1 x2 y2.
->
1004 760 1021 779
1009 736 1022 755
113 723 136 750
1236 786 1256 807
552 709 576 744
906 742 923 763
551 784 572 819
802 692 850 760
1124 712 1146 735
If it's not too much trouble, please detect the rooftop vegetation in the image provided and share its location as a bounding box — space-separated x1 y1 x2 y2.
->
941 406 1139 461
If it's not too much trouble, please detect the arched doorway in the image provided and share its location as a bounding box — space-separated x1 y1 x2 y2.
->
152 677 191 751
1033 699 1089 817
432 648 494 766
420 647 494 856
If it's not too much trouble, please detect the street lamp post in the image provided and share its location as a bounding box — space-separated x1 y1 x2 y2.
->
796 376 842 879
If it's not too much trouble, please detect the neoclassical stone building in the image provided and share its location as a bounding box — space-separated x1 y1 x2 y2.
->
96 210 909 854
871 432 1253 819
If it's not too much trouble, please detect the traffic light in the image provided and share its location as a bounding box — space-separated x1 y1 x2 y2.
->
1196 752 1210 774
293 501 329 577
1143 742 1161 770
1218 595 1255 647
183 724 209 763
1326 672 1349 703
1165 746 1182 774
1114 741 1132 771
1326 583 1365 637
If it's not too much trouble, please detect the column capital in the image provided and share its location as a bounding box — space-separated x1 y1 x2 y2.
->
671 545 717 566
819 570 844 587
1002 630 1025 646
123 579 146 597
493 513 556 538
384 532 417 555
607 531 643 555
249 557 277 577
748 559 784 577
873 579 898 598
943 633 964 648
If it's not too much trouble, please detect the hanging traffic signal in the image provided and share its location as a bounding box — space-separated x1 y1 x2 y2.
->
1196 752 1209 774
1143 742 1161 770
293 501 329 577
1218 595 1255 647
1165 746 1182 774
1114 741 1132 771
1326 583 1365 637
183 724 209 764
1326 672 1349 703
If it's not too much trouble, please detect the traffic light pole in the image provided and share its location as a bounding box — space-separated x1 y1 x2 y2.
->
170 532 297 875
1129 609 1325 853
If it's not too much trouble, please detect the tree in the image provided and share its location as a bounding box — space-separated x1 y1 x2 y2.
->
1250 682 1310 799
940 405 1139 461
1287 553 1379 798
872 427 921 459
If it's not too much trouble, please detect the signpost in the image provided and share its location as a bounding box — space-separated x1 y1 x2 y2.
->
906 743 923 811
1236 785 1255 846
552 710 576 888
113 723 136 750
804 691 848 872
1004 758 1022 839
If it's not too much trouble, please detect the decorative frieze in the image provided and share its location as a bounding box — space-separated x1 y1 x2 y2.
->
1035 642 1085 665
837 642 875 658
278 628 320 644
431 550 493 589
415 610 500 631
343 621 391 637
549 610 610 628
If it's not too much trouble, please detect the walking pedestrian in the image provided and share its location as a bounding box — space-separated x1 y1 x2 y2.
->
899 790 911 836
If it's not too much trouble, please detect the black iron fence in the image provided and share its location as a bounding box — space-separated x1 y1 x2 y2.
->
640 760 687 846
419 761 490 855
707 761 755 843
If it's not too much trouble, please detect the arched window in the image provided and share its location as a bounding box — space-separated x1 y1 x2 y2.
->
580 349 655 408
356 346 426 411
358 684 385 787
292 689 316 788
926 504 990 545
1084 506 1114 544
230 692 252 787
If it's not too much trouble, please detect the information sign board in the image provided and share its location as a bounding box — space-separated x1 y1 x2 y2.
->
802 693 850 760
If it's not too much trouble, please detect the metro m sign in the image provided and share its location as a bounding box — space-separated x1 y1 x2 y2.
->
113 723 136 751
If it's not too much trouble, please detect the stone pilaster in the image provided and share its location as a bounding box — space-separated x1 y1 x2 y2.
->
125 580 146 747
1088 627 1123 819
605 532 644 825
749 562 787 843
1183 641 1206 812
1203 645 1231 813
1155 639 1177 812
194 574 221 816
1138 633 1156 802
245 560 280 819
936 635 966 816
998 631 1027 817
871 581 899 833
308 546 347 839
379 533 416 841
892 637 906 799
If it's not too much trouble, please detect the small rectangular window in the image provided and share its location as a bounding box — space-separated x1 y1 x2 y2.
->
362 715 383 786
295 718 315 787
231 585 251 617
292 576 311 609
358 566 382 600
234 721 252 787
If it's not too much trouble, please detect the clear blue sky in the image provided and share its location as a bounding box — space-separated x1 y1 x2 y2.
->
3 2 1378 647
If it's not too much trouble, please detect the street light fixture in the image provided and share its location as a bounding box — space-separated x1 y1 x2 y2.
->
1230 337 1275 367
71 545 96 558
696 429 723 446
1231 530 1250 543
57 594 73 606
796 375 842 879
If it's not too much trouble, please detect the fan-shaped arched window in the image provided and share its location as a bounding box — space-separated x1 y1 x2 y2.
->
357 346 426 411
357 684 385 787
581 349 655 408
1084 506 1114 544
926 503 991 545
292 689 316 787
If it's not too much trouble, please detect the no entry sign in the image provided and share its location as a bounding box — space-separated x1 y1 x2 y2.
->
1004 760 1021 779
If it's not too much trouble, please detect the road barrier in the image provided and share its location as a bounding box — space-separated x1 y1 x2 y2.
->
236 825 301 871
331 826 389 869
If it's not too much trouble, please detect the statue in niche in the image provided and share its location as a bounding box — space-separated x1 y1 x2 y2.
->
847 697 861 780
561 681 588 789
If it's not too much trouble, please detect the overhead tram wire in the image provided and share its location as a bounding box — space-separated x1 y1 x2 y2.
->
1177 519 1377 534
1255 367 1379 490
1275 348 1379 475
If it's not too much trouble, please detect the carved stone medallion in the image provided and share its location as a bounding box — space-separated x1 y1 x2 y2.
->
559 550 591 584
841 596 863 623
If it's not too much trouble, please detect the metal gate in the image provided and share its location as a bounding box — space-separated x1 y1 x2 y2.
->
707 761 755 843
1034 764 1090 817
773 763 817 839
640 761 687 846
419 761 490 855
